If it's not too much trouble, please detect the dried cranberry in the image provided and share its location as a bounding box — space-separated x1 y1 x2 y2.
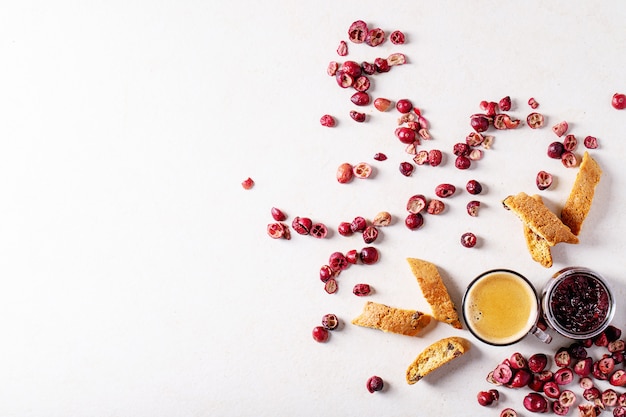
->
499 96 512 111
467 200 480 217
523 392 548 413
241 177 254 190
389 30 405 45
310 223 328 239
395 127 417 144
470 114 491 132
536 171 553 190
428 149 443 166
336 40 348 56
362 226 379 244
466 179 483 194
350 216 367 233
373 152 387 161
349 110 366 122
353 283 371 296
528 353 548 373
348 20 368 44
319 265 335 283
405 213 424 230
584 135 599 149
396 99 413 114
271 207 286 221
292 216 312 235
547 142 565 159
461 232 477 248
374 57 390 73
435 183 456 198
399 161 414 176
312 326 329 342
329 252 349 272
527 112 545 129
320 114 336 127
373 98 391 112
337 221 353 237
352 76 371 92
359 247 379 265
552 121 569 137
351 91 370 106
324 278 338 294
453 142 470 156
612 93 626 110
365 28 385 47
366 375 384 393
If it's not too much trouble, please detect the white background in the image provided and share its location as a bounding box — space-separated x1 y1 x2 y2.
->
0 1 625 416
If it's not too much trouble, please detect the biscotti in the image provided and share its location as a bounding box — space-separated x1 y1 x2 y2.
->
352 301 432 336
406 258 462 329
561 151 602 236
502 192 578 246
406 336 470 384
523 195 553 268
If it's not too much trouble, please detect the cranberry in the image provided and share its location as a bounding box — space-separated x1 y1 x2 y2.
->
610 369 626 386
319 265 335 282
466 132 484 147
340 60 361 78
428 149 443 166
374 57 390 73
612 93 626 110
374 97 392 112
362 226 379 244
336 72 354 88
349 110 366 122
552 121 569 137
461 232 477 248
241 177 254 190
579 376 594 390
555 348 572 367
554 368 574 385
271 207 286 221
292 217 312 235
603 389 619 407
359 247 379 265
427 199 445 215
407 194 427 214
467 200 480 217
360 61 376 75
563 134 578 151
536 171 553 190
348 20 368 44
399 161 414 176
320 114 336 127
386 53 406 66
528 353 548 373
561 151 578 168
312 326 329 342
584 386 601 401
350 216 367 233
527 112 545 129
395 127 417 144
547 141 565 159
351 91 370 106
324 278 338 294
321 313 338 331
466 179 483 194
366 375 384 393
598 357 616 374
543 381 561 399
470 114 491 132
353 283 371 296
485 101 498 117
494 114 520 129
365 28 385 47
310 223 328 239
353 76 371 92
353 162 372 179
574 358 593 376
267 222 288 239
510 369 532 388
500 408 518 417
499 96 512 111
329 252 349 272
345 249 359 264
552 402 569 416
477 391 495 406
327 61 339 76
523 392 548 413
435 183 456 198
528 97 539 109
413 150 429 165
405 213 424 230
337 221 353 236
336 40 348 56
453 142 470 156
455 155 471 169
389 30 405 44
396 99 413 114
372 211 391 227
559 390 576 407
373 152 387 161
336 163 354 184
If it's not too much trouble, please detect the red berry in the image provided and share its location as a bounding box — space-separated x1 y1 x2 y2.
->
366 375 384 393
312 326 329 342
241 177 254 190
461 232 477 248
359 246 379 265
612 93 626 110
271 207 286 221
320 114 336 127
405 213 424 230
399 161 414 176
396 98 413 114
336 163 354 184
389 30 405 45
347 20 368 44
353 283 371 296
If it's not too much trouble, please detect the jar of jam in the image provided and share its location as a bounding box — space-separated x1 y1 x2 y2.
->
541 267 615 340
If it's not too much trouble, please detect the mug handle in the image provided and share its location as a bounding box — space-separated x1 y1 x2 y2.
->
530 325 552 344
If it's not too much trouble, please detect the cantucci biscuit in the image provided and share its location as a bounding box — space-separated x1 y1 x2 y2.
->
502 192 578 246
406 336 469 384
561 151 602 236
406 258 462 329
523 195 553 268
352 301 432 336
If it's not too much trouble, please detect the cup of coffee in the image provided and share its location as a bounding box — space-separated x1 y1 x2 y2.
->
462 269 551 346
541 267 615 340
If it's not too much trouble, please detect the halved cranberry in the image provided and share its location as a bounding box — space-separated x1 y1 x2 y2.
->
552 121 569 137
493 364 513 384
413 150 428 165
336 72 354 88
536 171 553 190
373 152 387 161
561 151 578 168
336 40 348 56
554 368 574 385
602 389 618 407
527 112 544 129
494 114 520 129
407 194 427 214
319 265 335 282
348 20 368 44
528 97 539 109
477 391 494 406
362 226 378 244
267 222 288 239
466 132 484 146
453 142 470 156
552 401 569 416
340 60 362 77
353 162 372 179
563 134 577 151
327 61 339 76
598 357 615 374
500 408 518 417
427 199 445 215
559 390 576 408
543 381 561 399
555 349 571 367
467 201 480 217
324 278 338 294
574 358 593 377
352 76 371 92
241 177 254 190
509 353 528 370
610 369 626 387
359 246 379 265
329 252 349 271
389 30 405 44
365 28 385 47
310 223 328 239
386 53 406 66
510 369 532 388
583 386 601 401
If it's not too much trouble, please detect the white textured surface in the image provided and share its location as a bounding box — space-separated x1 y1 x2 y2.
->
0 1 625 416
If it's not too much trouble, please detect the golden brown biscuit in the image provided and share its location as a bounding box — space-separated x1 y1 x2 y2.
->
561 151 602 236
502 192 578 246
351 301 432 336
406 258 462 329
524 195 553 268
406 336 469 384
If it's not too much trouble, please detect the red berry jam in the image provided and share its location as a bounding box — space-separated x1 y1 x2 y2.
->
546 269 613 337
